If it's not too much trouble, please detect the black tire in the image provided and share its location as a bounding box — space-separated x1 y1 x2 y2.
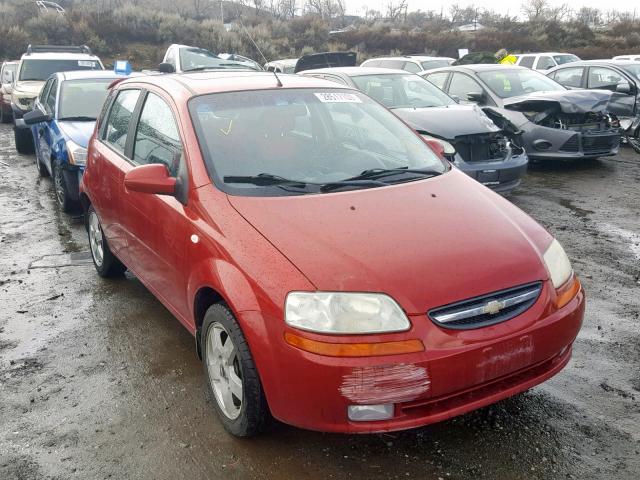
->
201 303 270 437
0 108 12 124
53 162 77 213
86 205 126 278
14 126 35 154
626 128 640 154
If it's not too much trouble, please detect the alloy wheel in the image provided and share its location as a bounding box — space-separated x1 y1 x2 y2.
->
88 211 104 267
54 165 66 206
206 322 243 420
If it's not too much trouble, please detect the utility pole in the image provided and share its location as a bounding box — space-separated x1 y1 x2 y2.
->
220 0 224 24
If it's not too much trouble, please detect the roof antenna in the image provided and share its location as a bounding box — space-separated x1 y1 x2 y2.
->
234 4 282 87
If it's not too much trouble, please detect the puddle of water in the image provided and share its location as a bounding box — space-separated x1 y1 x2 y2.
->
559 198 595 218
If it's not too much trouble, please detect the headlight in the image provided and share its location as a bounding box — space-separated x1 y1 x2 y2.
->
67 140 87 166
542 239 573 288
285 292 410 334
421 135 456 155
17 96 34 108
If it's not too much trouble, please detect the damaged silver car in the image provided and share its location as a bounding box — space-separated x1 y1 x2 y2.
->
299 67 528 193
423 65 620 161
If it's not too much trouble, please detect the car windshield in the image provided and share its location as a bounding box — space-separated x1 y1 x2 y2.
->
179 47 252 71
19 59 102 81
351 74 456 109
477 69 566 98
189 88 447 196
58 78 114 120
553 54 579 65
421 60 452 70
621 63 640 79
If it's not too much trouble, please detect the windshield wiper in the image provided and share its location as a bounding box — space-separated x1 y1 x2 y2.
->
344 167 443 182
58 116 96 122
319 179 389 193
223 173 310 188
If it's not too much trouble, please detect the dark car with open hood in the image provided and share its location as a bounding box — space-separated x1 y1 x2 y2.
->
423 65 620 161
299 67 528 193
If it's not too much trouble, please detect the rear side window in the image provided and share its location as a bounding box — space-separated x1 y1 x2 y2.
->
425 72 449 90
519 56 535 68
403 61 421 73
132 93 182 176
103 89 141 154
552 67 585 88
379 60 406 70
536 56 556 70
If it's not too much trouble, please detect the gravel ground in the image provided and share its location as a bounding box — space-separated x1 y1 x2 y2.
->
0 121 639 480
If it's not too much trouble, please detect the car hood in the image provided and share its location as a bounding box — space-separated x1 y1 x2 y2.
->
58 121 95 148
503 89 613 114
228 170 552 314
392 104 501 139
13 81 44 96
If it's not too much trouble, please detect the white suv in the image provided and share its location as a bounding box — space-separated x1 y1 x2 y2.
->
11 45 103 153
514 52 580 71
361 56 455 74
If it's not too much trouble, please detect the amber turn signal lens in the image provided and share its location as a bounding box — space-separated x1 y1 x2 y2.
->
284 332 424 357
555 276 581 309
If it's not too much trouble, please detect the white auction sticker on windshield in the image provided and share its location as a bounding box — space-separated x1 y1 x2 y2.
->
314 92 361 103
78 61 96 67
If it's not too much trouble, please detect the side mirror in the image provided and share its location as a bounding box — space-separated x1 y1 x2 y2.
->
616 82 631 94
450 94 461 103
124 164 176 196
466 91 484 103
22 108 51 125
158 62 175 74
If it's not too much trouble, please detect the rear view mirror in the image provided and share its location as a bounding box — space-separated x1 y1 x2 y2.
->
124 164 176 196
158 62 175 74
22 109 51 125
466 91 484 103
616 82 631 94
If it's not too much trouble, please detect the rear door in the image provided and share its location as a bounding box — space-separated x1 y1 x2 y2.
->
587 66 636 116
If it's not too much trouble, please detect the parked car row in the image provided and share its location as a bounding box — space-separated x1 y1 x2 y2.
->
1 43 590 438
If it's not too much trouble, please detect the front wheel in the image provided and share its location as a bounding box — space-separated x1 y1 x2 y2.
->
202 304 270 437
86 205 126 278
53 162 77 213
626 128 640 154
14 126 34 154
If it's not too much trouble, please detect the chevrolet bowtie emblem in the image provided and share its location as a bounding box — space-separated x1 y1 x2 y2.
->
484 300 505 315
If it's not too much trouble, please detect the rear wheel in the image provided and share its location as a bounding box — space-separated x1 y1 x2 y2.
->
626 128 640 154
86 205 126 278
202 304 270 437
14 126 34 154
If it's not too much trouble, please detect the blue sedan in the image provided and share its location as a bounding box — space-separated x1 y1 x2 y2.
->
21 70 130 211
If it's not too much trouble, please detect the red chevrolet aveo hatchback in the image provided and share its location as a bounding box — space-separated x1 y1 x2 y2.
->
80 72 584 436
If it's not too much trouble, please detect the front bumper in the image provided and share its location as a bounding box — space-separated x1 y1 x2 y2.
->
524 126 620 160
454 149 528 194
246 282 585 433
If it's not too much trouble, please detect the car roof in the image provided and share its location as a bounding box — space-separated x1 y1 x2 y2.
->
550 59 639 68
20 52 101 61
517 52 574 56
301 66 410 76
116 71 351 96
429 64 530 73
364 56 452 62
55 70 126 81
2 61 18 66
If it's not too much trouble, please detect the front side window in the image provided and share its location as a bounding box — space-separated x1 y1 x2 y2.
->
133 93 182 176
189 89 447 197
477 69 565 98
425 72 449 90
103 89 141 154
421 60 452 70
45 79 58 114
351 74 455 109
58 79 115 120
18 59 102 81
551 67 585 88
39 78 53 104
449 73 484 100
179 47 251 72
588 67 628 91
403 62 421 73
553 54 579 65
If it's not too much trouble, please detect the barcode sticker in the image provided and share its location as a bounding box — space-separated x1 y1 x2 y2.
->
78 61 96 67
314 92 361 103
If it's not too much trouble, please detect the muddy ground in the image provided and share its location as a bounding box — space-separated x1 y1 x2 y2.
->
0 121 638 480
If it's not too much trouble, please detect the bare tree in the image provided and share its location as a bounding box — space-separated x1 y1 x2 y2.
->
386 0 408 22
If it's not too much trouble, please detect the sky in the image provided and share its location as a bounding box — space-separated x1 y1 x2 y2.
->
341 0 639 18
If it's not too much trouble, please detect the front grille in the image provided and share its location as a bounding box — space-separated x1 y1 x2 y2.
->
428 282 542 330
582 133 619 154
455 135 507 163
559 134 579 152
